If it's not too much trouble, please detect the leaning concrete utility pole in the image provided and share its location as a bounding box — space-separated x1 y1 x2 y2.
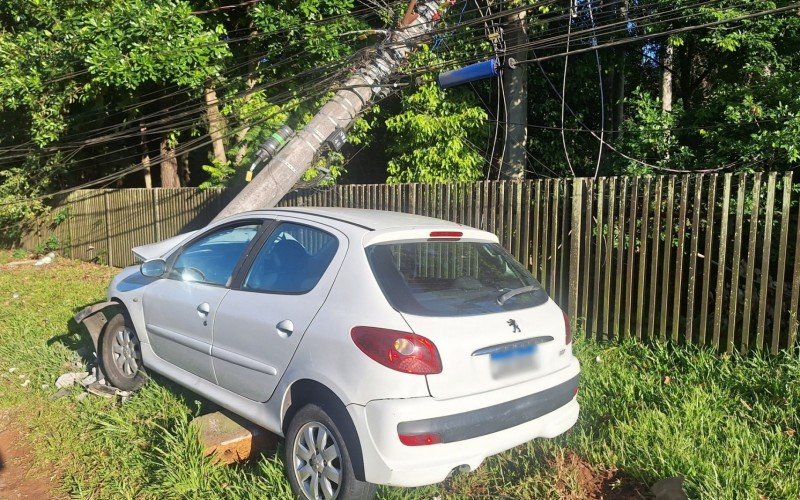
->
215 0 447 220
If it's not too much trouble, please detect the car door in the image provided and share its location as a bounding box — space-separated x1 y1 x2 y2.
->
211 219 347 401
143 220 265 382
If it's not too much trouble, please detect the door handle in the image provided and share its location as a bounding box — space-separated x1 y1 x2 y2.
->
197 302 211 318
276 319 294 337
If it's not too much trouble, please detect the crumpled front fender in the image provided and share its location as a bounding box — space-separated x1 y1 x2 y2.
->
73 301 119 350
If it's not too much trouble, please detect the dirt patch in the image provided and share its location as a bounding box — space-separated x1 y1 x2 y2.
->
0 411 64 499
551 451 651 499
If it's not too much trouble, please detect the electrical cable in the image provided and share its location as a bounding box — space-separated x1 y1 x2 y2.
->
8 56 362 190
588 0 605 179
0 4 393 155
0 67 415 206
560 0 576 177
0 43 374 169
3 0 794 199
31 0 398 88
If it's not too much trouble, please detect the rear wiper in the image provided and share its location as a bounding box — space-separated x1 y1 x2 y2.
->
496 285 539 305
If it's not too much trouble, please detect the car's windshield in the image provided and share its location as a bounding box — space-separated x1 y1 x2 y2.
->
366 241 547 317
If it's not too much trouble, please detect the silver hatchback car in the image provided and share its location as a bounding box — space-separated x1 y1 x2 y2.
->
78 207 579 500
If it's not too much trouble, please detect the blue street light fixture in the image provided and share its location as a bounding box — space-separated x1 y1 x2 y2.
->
437 58 501 88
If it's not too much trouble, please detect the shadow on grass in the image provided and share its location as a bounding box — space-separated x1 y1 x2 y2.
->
486 444 651 500
47 314 94 358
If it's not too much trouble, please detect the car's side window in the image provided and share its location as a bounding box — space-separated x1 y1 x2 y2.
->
243 222 339 294
170 223 260 286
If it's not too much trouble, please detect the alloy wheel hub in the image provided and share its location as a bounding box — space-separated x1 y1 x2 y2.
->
293 421 342 500
111 326 141 377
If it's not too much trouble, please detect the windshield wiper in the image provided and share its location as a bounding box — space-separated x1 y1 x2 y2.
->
496 285 539 305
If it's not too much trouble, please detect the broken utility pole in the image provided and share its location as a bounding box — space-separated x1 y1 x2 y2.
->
214 0 448 220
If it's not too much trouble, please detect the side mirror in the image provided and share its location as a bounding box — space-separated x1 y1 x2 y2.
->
140 258 167 278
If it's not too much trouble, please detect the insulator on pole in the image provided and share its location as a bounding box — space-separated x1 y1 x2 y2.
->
246 125 294 181
437 58 500 89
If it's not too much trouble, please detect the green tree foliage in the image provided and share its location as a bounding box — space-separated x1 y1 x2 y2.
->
2 0 800 234
81 1 229 89
534 0 800 176
386 79 488 183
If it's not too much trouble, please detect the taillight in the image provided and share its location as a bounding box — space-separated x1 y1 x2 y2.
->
563 312 572 345
351 326 442 375
399 432 442 446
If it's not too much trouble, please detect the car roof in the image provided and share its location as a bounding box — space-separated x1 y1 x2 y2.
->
240 207 467 232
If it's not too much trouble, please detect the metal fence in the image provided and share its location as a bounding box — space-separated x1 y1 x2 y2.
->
17 173 800 354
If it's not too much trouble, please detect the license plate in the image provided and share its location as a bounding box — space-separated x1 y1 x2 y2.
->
490 344 537 378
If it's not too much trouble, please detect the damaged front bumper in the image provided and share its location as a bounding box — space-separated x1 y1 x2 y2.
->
73 301 118 350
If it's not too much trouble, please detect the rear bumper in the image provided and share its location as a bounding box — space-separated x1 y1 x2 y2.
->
348 357 580 487
398 375 578 444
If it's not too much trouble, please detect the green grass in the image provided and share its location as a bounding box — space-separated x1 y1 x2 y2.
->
1 251 798 498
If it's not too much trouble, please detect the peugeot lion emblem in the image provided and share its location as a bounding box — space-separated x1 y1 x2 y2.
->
507 319 521 333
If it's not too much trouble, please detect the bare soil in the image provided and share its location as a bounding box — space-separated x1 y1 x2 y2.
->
0 410 63 499
551 451 651 499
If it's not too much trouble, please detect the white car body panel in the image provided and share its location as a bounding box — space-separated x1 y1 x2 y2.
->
132 230 197 261
351 357 580 486
99 207 580 488
211 217 349 402
144 279 228 382
408 299 572 400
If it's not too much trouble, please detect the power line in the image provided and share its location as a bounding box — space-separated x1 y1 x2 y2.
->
3 0 795 199
516 3 800 64
0 3 393 155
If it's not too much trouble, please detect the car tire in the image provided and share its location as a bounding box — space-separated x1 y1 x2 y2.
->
99 312 147 391
285 404 376 500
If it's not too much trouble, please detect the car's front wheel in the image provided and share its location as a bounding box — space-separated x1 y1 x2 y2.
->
285 404 376 500
99 311 147 391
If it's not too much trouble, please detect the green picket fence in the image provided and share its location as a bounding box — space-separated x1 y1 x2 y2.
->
17 173 800 354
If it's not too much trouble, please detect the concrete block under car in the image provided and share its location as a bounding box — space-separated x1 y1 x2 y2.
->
190 411 277 464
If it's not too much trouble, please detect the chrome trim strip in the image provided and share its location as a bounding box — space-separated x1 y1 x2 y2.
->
146 324 210 354
471 336 555 356
211 346 278 376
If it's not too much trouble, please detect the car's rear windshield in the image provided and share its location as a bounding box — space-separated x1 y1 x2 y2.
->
366 240 548 317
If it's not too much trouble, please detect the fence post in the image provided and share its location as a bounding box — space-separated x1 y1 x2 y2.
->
568 178 583 331
102 191 113 267
66 192 74 259
152 189 161 242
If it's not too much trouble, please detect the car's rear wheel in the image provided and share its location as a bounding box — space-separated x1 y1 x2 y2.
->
285 404 376 500
99 312 147 391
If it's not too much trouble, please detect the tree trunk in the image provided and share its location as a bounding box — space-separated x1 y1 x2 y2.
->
180 152 191 185
662 41 674 112
159 136 181 188
205 79 227 165
612 47 625 134
500 11 528 180
679 37 694 111
140 122 152 189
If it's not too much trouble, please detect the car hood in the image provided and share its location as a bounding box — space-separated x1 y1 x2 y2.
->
131 231 197 262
